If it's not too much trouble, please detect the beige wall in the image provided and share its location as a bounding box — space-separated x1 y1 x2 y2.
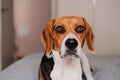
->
13 0 50 58
94 0 120 54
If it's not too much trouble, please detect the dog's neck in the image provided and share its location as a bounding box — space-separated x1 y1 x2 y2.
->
50 50 82 80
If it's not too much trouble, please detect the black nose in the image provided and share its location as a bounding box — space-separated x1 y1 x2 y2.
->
65 38 78 50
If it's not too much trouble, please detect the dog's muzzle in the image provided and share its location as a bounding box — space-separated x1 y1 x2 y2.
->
60 33 81 58
63 38 79 57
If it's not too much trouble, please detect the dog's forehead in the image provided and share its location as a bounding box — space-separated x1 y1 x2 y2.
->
54 16 84 25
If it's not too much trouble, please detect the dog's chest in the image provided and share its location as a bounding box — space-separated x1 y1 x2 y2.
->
50 58 82 80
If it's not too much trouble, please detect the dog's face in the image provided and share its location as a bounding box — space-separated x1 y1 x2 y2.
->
41 16 95 58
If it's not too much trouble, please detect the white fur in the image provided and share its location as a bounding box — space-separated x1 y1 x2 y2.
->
50 33 94 80
80 52 94 80
51 50 82 80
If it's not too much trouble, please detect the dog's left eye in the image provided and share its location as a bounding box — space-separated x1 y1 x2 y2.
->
55 26 65 34
75 25 85 33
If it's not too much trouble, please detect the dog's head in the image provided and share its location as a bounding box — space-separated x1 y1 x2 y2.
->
40 16 95 58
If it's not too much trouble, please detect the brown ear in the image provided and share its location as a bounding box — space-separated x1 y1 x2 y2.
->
83 18 95 53
40 19 55 56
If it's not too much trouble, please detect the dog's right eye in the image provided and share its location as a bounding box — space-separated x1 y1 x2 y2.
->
55 26 65 34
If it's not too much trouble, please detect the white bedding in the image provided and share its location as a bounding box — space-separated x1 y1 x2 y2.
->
0 52 120 80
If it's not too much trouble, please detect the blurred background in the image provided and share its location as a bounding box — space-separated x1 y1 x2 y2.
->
0 0 120 71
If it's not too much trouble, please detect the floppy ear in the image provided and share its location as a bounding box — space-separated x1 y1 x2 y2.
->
40 19 55 56
83 18 95 54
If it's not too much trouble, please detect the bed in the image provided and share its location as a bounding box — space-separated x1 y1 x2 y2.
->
0 52 120 80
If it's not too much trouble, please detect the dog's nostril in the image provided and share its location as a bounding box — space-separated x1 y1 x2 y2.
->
65 38 78 50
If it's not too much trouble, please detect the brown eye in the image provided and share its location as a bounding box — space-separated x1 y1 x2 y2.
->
75 25 85 33
55 26 65 34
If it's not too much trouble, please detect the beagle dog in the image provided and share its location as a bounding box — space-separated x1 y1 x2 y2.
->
39 16 95 80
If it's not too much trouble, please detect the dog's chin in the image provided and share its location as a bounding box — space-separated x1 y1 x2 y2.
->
52 49 80 59
62 53 79 58
60 52 80 59
60 49 80 59
61 54 80 66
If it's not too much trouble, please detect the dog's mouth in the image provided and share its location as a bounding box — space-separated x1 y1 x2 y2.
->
60 49 79 58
